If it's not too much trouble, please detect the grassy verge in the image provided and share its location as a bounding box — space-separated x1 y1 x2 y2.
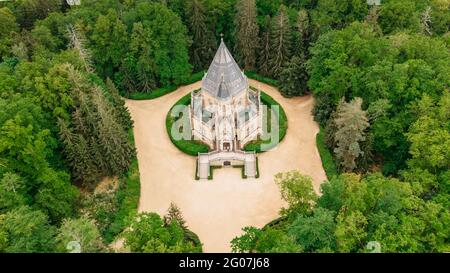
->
104 130 141 243
245 71 279 87
243 91 288 153
316 128 338 180
166 93 210 156
127 71 205 100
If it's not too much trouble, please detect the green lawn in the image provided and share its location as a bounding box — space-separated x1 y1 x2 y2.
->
316 127 338 179
245 71 279 87
243 91 288 153
166 93 210 156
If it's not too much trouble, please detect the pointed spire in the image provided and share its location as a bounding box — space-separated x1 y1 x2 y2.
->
202 38 248 99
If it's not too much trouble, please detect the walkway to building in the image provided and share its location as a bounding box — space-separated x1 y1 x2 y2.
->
125 79 327 252
198 151 257 179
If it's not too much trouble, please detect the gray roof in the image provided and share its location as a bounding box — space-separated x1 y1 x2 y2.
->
202 39 248 99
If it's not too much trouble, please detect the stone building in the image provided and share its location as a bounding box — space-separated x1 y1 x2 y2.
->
189 38 262 179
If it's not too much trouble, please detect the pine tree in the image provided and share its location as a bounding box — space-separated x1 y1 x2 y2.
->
293 9 310 57
58 118 98 186
105 78 133 131
66 24 94 73
278 54 308 97
129 22 157 93
185 0 216 71
164 202 187 230
258 16 271 77
234 0 259 70
269 5 292 78
91 87 135 176
333 98 370 172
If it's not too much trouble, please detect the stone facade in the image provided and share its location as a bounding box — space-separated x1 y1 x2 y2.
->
190 39 261 179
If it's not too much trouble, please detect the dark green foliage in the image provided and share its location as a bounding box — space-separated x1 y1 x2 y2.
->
233 171 450 253
268 5 292 78
308 21 450 174
278 54 308 97
185 0 216 71
288 208 336 252
1 0 449 254
316 128 338 180
13 0 62 29
127 70 205 100
234 0 259 70
105 78 133 131
244 70 279 87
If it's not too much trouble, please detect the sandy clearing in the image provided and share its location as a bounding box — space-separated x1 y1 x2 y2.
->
125 79 327 253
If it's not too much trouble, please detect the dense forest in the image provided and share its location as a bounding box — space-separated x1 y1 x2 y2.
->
0 0 448 252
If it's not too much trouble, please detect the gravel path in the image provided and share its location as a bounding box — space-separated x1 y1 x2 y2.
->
125 79 327 252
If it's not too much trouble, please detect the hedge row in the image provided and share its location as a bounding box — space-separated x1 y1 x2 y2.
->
166 93 210 156
243 91 288 153
128 71 205 100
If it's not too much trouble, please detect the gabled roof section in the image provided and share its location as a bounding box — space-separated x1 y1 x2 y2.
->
202 39 248 99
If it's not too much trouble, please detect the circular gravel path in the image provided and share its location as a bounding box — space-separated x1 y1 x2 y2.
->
125 79 327 252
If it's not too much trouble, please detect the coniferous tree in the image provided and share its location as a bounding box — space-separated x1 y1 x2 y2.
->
129 22 156 93
105 78 133 131
278 54 308 97
66 24 94 73
293 9 310 57
164 202 187 230
185 0 216 71
333 98 370 172
58 118 98 186
91 87 134 176
258 15 271 77
269 5 292 78
234 0 259 70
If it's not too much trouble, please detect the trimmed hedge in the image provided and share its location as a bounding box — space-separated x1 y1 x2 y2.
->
316 127 338 180
166 93 210 156
126 70 278 100
128 71 205 100
243 91 288 153
245 71 279 87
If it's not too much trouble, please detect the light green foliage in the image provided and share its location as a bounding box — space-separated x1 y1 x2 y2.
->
56 216 106 253
34 168 78 223
231 226 300 253
123 212 201 253
407 92 450 173
335 210 367 252
0 173 28 212
0 206 56 253
275 170 318 215
0 7 19 60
